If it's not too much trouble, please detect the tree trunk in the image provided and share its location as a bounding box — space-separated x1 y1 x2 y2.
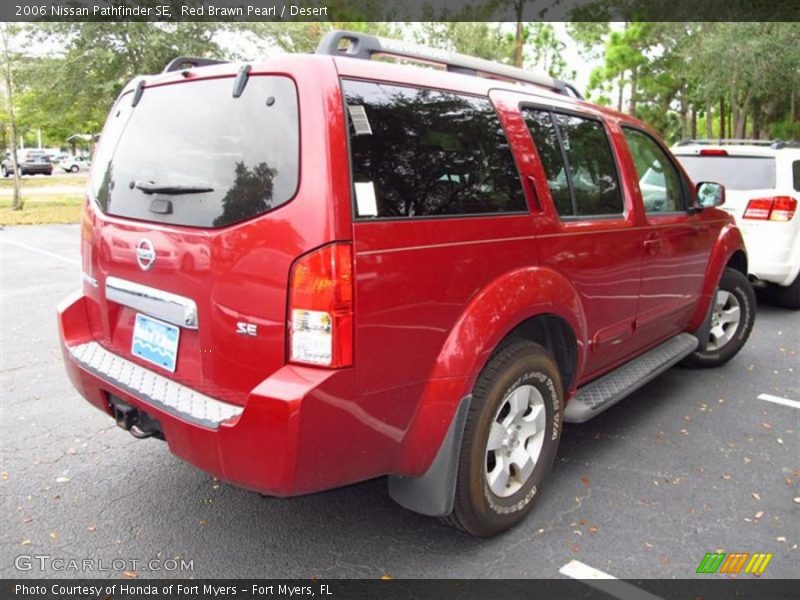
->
691 106 697 140
705 98 713 138
679 88 688 140
791 89 796 125
628 67 638 117
733 91 752 139
617 74 624 112
0 25 21 210
719 97 725 139
512 1 524 68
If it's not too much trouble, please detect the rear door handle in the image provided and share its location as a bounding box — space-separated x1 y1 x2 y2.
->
644 238 662 254
527 175 541 212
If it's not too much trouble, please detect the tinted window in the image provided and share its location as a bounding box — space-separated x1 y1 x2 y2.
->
555 114 623 216
623 128 684 213
343 80 526 218
677 155 776 191
793 161 799 192
91 76 299 228
522 110 572 216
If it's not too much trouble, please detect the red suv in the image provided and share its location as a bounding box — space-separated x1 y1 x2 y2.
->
58 31 755 536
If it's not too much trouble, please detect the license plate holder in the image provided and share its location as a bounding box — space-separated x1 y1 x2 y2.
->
131 313 180 372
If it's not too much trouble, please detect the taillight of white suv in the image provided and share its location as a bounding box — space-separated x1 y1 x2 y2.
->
743 196 798 221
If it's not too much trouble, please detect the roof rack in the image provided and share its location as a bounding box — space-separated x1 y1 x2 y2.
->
676 138 799 150
315 30 582 99
163 56 229 73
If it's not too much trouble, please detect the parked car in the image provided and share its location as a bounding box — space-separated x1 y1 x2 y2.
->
58 32 754 537
58 155 91 173
2 150 54 176
673 140 800 309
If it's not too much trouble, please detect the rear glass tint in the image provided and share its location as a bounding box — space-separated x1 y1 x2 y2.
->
343 80 526 219
91 76 299 228
793 160 799 192
677 155 776 191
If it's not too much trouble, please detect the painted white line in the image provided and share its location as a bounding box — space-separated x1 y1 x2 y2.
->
560 560 663 600
758 394 800 410
0 238 80 266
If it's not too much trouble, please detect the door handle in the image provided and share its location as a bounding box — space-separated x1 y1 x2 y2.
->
644 238 662 254
527 175 541 212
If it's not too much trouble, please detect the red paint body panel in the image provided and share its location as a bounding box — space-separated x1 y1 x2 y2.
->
58 53 746 496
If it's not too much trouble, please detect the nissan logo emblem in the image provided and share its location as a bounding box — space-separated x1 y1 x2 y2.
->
136 238 156 271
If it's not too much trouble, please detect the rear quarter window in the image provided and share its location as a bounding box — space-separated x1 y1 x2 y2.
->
91 75 299 228
343 80 526 219
793 160 800 192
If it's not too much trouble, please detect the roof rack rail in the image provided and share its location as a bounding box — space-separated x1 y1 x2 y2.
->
163 56 229 73
315 30 582 99
676 138 782 147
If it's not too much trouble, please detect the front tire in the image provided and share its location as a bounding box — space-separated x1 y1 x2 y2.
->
684 268 755 368
444 340 563 537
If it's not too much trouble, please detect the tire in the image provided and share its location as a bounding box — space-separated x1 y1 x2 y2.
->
771 274 800 310
70 165 79 173
1 166 7 177
444 340 563 537
683 268 755 368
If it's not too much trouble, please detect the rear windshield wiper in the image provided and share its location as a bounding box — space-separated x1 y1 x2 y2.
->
133 181 213 195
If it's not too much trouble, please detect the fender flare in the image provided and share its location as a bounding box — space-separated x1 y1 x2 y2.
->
687 223 747 332
389 266 585 516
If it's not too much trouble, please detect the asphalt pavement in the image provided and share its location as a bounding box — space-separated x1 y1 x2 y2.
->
1 224 798 580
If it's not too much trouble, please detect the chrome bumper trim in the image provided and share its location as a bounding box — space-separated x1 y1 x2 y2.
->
106 276 198 329
69 342 242 429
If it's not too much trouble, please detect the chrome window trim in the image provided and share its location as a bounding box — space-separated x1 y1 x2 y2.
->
106 276 198 329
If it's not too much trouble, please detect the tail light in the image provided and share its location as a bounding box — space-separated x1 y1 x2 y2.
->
288 243 353 368
699 149 728 156
743 196 797 221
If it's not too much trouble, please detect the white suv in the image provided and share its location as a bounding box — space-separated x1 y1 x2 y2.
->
673 140 800 309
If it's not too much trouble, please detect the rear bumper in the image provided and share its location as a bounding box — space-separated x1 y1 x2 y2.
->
57 291 364 496
739 222 800 286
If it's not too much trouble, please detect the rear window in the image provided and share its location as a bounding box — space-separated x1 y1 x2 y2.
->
676 155 776 191
91 76 299 228
343 80 526 219
793 160 799 192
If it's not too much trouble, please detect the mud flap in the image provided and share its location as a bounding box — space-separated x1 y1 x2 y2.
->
387 395 471 517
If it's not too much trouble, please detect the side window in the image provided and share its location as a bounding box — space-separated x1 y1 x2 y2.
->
343 80 527 219
623 127 684 213
522 110 573 216
554 114 624 216
793 161 800 192
522 108 623 217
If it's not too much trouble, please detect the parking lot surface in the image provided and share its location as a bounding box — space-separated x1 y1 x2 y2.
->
1 225 798 579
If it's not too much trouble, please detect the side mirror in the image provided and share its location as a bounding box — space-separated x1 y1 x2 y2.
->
696 181 725 208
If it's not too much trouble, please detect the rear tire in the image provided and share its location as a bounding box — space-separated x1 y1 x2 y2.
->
683 268 755 368
70 165 79 173
771 274 800 310
444 340 563 537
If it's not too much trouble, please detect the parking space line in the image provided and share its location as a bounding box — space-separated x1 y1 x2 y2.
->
559 560 663 600
0 238 80 266
758 393 800 410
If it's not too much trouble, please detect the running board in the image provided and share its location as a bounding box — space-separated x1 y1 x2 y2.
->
564 333 699 423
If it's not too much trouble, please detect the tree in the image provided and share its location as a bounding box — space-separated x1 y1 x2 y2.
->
0 24 22 210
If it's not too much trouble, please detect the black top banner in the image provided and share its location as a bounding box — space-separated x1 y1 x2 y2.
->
3 0 800 22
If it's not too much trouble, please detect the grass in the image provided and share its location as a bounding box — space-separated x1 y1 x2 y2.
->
0 173 87 188
0 173 86 225
0 194 84 225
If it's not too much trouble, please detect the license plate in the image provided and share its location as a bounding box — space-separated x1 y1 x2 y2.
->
131 313 180 372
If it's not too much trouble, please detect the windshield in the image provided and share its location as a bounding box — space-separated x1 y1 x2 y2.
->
676 155 776 191
91 75 299 228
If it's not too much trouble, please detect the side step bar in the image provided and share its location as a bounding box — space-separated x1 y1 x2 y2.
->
564 333 699 423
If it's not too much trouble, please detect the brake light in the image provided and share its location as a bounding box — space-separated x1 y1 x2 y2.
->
743 196 798 221
699 149 728 156
288 243 353 368
770 196 798 221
